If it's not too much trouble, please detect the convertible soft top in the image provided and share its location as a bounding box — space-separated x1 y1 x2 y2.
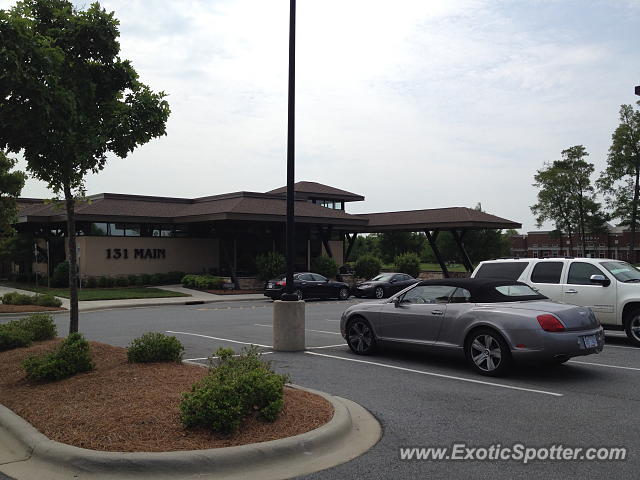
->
416 278 548 303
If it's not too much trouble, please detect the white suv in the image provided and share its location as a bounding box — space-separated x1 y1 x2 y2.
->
471 257 640 346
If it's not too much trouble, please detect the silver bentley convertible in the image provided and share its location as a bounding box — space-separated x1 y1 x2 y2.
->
340 278 605 376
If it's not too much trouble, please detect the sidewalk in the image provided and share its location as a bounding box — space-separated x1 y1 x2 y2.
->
0 285 266 314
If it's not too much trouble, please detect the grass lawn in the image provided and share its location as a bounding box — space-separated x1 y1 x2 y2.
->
0 283 190 301
381 262 469 273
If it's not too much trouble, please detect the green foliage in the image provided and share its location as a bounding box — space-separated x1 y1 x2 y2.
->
0 323 32 351
0 0 171 333
377 232 426 264
255 252 285 281
127 274 139 286
14 313 57 341
22 332 94 381
127 332 184 363
52 261 69 288
311 255 338 279
182 274 224 290
394 252 421 278
180 346 288 434
167 271 185 284
1 292 61 307
150 273 169 285
0 151 26 235
140 274 152 286
354 255 382 279
531 146 607 256
115 276 129 287
85 277 98 288
350 235 381 261
597 103 640 253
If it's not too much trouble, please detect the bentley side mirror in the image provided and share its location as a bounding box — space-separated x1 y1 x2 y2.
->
394 297 400 308
590 274 610 287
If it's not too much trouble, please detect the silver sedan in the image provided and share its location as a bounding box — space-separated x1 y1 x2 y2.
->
340 278 605 376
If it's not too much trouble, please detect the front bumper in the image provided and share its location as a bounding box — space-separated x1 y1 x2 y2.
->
507 326 605 363
352 286 375 298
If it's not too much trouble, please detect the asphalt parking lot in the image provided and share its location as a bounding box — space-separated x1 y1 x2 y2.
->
2 299 639 479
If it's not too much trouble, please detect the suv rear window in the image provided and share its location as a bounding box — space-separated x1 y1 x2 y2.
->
531 262 563 284
474 262 528 281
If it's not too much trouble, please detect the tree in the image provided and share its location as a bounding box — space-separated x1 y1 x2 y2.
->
376 232 426 264
597 103 640 261
0 151 26 235
0 1 170 333
531 146 606 256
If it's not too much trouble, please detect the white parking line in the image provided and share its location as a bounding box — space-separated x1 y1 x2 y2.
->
167 330 272 348
184 352 274 361
253 324 342 336
306 344 348 349
604 344 639 350
305 351 563 397
568 360 640 371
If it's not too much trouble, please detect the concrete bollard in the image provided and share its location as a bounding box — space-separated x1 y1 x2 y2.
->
272 300 305 351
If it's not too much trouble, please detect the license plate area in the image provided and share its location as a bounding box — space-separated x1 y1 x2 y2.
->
267 283 273 289
582 334 598 349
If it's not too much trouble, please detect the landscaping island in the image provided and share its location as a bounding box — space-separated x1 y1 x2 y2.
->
0 339 334 452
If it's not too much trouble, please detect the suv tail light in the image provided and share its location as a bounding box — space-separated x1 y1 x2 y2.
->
537 314 565 332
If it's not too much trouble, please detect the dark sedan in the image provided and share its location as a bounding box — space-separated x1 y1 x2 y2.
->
353 272 419 299
264 272 351 301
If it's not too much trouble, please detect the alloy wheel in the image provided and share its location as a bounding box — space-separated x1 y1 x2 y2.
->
339 288 349 300
347 320 375 354
629 315 640 344
470 334 503 372
374 287 385 299
294 289 303 301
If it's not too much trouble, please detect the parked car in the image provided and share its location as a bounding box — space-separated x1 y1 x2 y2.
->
340 278 604 376
472 257 640 346
353 272 419 299
264 272 351 301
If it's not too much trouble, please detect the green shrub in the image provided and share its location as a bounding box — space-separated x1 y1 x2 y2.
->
394 252 421 278
33 294 62 308
22 332 94 381
127 332 184 363
181 274 197 288
14 313 57 341
149 273 169 285
1 292 32 305
85 276 98 288
52 261 69 288
167 271 185 284
134 275 146 286
354 255 382 279
0 323 32 351
255 252 285 281
180 346 288 434
127 274 139 286
140 274 152 286
311 255 338 279
97 276 108 288
115 276 130 287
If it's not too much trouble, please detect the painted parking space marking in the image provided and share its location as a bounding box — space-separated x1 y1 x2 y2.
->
184 352 274 361
306 344 348 349
305 351 564 397
604 344 639 350
253 324 342 336
166 330 272 348
568 360 640 371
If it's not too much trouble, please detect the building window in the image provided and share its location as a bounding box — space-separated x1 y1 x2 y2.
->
109 223 125 236
124 225 141 237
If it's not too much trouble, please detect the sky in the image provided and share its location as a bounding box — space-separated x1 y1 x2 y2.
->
3 0 640 233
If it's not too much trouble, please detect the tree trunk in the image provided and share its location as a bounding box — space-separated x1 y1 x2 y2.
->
64 184 79 334
630 167 640 264
567 229 574 257
577 190 586 257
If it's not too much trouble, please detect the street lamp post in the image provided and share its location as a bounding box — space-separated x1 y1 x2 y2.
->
282 0 297 302
272 0 305 352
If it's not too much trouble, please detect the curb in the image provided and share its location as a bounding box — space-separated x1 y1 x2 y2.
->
0 385 381 480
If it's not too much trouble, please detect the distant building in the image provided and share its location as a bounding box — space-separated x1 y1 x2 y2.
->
510 225 635 261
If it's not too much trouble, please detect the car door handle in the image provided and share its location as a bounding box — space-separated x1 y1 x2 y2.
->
565 289 578 294
431 310 444 316
301 282 307 286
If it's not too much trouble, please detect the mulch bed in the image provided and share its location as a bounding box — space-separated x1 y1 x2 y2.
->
0 305 66 313
0 340 333 452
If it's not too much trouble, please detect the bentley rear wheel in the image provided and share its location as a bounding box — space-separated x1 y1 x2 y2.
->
465 329 512 376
